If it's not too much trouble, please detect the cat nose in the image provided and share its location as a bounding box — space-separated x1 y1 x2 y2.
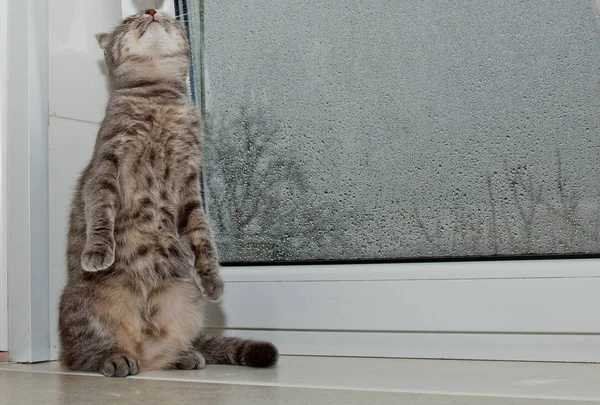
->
145 9 157 16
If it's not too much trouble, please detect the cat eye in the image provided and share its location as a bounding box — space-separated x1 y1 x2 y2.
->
122 17 134 24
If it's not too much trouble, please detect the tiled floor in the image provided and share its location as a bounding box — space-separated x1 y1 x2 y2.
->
1 356 600 404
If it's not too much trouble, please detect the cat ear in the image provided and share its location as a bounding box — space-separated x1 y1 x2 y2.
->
95 33 110 50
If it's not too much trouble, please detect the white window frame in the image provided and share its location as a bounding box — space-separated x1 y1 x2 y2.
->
210 260 600 362
5 0 50 362
0 0 8 353
124 0 600 363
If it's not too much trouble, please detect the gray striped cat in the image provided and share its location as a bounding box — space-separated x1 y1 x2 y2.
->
58 9 278 377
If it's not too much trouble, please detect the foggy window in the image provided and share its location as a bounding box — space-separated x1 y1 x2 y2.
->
182 1 600 263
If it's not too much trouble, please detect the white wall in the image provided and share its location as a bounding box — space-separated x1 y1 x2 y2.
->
48 0 123 359
121 0 175 17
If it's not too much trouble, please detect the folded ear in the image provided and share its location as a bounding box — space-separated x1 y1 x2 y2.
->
95 33 110 50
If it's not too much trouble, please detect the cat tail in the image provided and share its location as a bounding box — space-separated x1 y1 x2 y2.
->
193 335 278 368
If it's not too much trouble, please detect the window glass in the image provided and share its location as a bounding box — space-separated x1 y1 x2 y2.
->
186 1 600 263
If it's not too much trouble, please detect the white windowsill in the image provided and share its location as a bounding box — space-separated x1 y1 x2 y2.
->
2 356 600 402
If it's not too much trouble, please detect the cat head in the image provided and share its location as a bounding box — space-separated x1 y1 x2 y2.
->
96 10 190 89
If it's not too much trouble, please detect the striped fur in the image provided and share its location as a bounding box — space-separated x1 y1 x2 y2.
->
194 336 279 368
58 11 278 377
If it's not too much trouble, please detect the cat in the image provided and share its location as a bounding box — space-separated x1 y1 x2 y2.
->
58 9 278 377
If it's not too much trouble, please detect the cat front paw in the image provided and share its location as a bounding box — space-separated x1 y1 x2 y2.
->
81 242 115 272
194 268 224 302
101 354 139 377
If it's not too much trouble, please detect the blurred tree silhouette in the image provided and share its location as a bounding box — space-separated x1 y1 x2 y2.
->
204 107 600 262
203 105 358 263
411 151 600 258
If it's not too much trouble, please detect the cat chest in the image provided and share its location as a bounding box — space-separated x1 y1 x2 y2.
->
118 137 198 194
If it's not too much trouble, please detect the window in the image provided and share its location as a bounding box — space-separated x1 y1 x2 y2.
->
171 0 600 362
183 1 600 264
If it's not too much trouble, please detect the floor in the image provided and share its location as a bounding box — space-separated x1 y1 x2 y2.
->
1 356 600 404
